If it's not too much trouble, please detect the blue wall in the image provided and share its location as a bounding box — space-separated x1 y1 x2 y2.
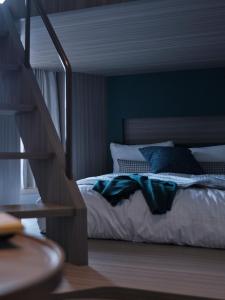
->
107 68 225 144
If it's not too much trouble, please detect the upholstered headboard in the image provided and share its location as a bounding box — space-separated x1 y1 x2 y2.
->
123 116 225 146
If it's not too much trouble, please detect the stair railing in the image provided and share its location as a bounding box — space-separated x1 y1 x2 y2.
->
24 0 73 180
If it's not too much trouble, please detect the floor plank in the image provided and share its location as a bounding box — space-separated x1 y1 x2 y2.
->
56 240 225 299
22 221 225 299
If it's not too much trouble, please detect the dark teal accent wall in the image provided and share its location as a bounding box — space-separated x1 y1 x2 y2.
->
107 68 225 144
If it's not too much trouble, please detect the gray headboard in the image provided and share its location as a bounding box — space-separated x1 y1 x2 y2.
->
123 116 225 146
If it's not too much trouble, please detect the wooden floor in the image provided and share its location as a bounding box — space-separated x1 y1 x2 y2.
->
22 220 225 299
54 240 225 300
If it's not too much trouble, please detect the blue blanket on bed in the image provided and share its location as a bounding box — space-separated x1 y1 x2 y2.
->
93 174 177 214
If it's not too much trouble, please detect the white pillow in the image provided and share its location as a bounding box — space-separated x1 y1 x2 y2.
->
110 141 174 173
190 145 225 162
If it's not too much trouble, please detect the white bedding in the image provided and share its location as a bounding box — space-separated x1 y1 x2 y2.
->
78 173 225 248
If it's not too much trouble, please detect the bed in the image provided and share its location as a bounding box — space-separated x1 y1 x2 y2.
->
76 116 225 249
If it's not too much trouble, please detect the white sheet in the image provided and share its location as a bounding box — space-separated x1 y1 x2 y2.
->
78 173 225 248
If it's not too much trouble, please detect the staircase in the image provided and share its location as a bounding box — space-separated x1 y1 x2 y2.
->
0 3 88 265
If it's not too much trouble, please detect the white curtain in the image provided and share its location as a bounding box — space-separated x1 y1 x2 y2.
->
22 69 62 189
34 69 61 137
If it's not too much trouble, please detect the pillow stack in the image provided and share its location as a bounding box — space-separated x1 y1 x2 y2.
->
110 142 225 175
110 141 174 173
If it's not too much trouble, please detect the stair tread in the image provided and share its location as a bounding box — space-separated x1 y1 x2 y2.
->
0 152 53 160
0 64 21 71
0 203 76 218
0 104 35 115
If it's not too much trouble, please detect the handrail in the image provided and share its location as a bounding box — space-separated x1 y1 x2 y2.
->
24 0 73 180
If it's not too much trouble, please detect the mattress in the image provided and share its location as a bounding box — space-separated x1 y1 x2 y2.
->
78 173 225 248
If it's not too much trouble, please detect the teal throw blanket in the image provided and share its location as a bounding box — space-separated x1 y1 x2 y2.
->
93 174 177 215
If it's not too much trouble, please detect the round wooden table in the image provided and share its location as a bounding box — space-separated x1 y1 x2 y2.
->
0 234 64 300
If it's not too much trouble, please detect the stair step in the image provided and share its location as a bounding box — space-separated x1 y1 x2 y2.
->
0 152 53 160
0 104 35 115
0 64 21 72
0 204 76 219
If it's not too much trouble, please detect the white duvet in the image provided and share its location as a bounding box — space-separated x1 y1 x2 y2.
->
78 173 225 248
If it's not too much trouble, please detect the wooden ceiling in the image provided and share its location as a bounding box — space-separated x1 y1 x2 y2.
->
6 0 133 18
19 0 225 75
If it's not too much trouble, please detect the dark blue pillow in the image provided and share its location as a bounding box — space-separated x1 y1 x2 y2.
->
139 146 203 175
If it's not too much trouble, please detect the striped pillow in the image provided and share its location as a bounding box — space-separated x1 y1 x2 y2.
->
200 162 225 174
117 159 150 173
118 159 225 174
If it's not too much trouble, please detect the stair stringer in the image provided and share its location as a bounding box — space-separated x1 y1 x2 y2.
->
1 6 88 265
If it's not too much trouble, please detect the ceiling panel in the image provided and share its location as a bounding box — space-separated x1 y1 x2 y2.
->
20 0 225 75
7 0 132 18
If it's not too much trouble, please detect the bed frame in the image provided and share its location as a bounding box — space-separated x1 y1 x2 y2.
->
55 115 225 299
123 116 225 146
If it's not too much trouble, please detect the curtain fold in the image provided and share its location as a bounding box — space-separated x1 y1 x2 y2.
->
34 69 61 138
21 69 62 189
